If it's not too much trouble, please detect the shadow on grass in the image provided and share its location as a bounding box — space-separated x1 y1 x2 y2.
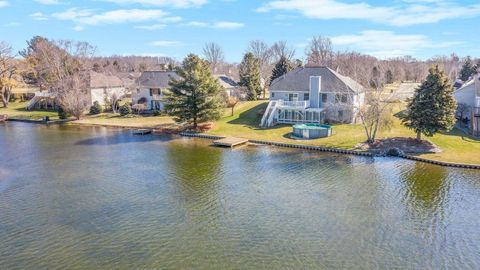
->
438 128 480 143
226 102 289 131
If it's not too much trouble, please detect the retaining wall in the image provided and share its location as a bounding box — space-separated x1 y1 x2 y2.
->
179 132 480 170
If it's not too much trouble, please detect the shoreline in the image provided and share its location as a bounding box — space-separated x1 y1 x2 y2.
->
179 132 480 170
4 119 480 170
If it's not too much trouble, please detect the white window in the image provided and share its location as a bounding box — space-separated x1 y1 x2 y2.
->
288 93 298 101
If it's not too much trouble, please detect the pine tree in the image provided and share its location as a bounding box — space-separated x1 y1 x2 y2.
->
459 57 476 81
239 52 262 101
270 56 293 85
385 69 394 84
401 65 457 140
164 54 224 129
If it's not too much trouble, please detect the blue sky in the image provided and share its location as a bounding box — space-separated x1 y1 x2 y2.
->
0 0 479 62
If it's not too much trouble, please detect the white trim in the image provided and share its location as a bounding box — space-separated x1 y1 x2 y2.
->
270 90 309 93
271 90 360 94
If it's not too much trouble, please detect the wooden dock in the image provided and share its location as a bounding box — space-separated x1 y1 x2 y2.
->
133 129 152 135
213 137 248 148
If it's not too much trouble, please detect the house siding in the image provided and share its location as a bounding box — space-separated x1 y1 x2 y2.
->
90 87 126 107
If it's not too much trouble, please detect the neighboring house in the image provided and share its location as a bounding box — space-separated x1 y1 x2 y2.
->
214 74 241 98
132 71 180 111
89 71 126 107
453 74 480 136
261 66 365 127
27 72 126 110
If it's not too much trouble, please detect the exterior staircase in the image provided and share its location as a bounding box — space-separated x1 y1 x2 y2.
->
26 92 56 110
260 100 278 127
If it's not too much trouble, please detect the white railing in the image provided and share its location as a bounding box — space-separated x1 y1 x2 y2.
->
277 100 309 108
33 91 56 98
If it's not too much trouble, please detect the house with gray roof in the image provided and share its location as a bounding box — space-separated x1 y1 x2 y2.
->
132 71 180 111
214 74 243 98
453 73 480 136
261 66 365 127
89 71 127 107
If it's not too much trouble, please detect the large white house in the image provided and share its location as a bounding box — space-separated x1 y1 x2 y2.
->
453 73 480 136
89 71 126 107
132 71 180 111
261 66 365 127
27 71 126 110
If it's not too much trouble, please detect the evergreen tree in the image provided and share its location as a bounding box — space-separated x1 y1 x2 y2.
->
385 69 394 84
459 57 476 81
239 52 262 100
401 65 457 140
270 56 293 85
165 54 224 129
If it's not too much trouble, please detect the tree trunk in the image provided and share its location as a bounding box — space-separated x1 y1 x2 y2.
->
416 131 421 141
231 106 234 116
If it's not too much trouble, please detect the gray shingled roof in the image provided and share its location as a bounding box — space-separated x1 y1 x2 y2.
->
90 71 124 88
214 74 238 89
136 71 180 88
270 66 364 93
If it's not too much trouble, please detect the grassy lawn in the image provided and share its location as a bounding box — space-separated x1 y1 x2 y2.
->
72 113 175 129
208 101 480 165
0 101 59 120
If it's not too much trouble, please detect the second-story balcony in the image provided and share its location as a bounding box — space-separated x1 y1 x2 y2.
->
276 100 309 108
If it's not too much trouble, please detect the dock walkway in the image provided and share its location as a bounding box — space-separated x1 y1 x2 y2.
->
213 137 248 148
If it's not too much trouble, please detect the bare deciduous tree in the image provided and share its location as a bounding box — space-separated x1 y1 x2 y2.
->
202 42 224 73
271 41 295 63
246 40 273 93
56 71 90 120
0 42 16 108
306 36 334 67
356 65 395 143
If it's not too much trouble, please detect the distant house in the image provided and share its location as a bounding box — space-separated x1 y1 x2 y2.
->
453 73 480 136
89 71 126 107
261 66 365 127
132 71 180 111
214 74 241 98
27 72 126 110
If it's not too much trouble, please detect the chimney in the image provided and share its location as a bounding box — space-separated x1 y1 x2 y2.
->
309 76 321 108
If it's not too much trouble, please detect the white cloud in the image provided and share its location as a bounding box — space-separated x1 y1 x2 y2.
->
52 8 179 29
30 12 48 21
183 20 244 29
34 0 62 4
135 24 167 30
149 40 183 47
212 21 244 29
0 1 8 7
257 0 480 26
73 25 84 31
103 0 207 8
331 30 463 58
184 21 209 27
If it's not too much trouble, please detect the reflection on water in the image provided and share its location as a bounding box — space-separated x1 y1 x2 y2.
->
402 162 449 212
0 122 480 269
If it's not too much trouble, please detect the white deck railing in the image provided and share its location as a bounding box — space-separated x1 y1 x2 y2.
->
276 100 309 108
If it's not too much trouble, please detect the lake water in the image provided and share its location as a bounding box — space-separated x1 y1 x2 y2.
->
1 122 480 269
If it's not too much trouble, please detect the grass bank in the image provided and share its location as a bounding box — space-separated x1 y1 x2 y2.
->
0 101 58 120
208 101 480 165
71 113 175 129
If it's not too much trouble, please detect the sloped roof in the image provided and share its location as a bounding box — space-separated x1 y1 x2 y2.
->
90 71 124 88
270 66 364 93
214 74 238 89
136 71 180 88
